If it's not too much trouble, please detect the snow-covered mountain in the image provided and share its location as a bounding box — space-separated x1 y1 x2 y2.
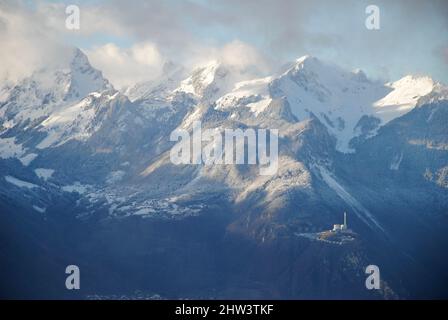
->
1 48 448 299
123 61 187 102
0 48 115 157
0 48 112 121
216 56 443 152
1 50 446 217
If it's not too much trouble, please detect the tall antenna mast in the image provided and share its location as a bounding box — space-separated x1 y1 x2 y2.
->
344 212 347 229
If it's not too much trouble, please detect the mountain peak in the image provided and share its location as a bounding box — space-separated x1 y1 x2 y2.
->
63 48 112 100
0 47 114 130
373 74 442 121
69 48 91 69
390 74 435 86
124 61 187 102
351 69 368 82
176 60 244 101
295 54 318 65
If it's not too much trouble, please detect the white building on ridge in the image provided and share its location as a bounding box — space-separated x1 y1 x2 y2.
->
332 212 348 232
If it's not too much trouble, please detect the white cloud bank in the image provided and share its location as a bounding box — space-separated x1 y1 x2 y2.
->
87 42 165 89
0 2 270 89
1 0 446 86
86 40 270 89
0 2 72 82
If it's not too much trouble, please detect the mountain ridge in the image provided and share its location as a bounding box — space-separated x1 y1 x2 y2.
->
1 47 447 299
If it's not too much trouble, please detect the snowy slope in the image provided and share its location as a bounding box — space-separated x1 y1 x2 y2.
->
36 90 121 149
209 55 443 152
175 61 261 103
124 62 186 102
1 49 446 227
374 75 437 122
0 48 118 152
0 48 112 126
216 76 273 115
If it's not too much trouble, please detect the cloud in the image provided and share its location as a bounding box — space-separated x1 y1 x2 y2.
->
0 1 71 82
0 1 270 87
88 38 272 88
34 1 130 38
433 45 448 69
219 41 267 70
182 40 271 73
70 0 448 82
441 47 448 65
86 42 165 88
1 0 448 85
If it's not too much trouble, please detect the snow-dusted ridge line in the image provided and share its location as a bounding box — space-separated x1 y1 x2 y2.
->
4 175 39 189
316 166 386 235
1 48 446 225
2 50 444 159
155 55 444 153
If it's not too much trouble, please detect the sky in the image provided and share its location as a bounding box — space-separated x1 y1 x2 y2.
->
0 0 447 88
